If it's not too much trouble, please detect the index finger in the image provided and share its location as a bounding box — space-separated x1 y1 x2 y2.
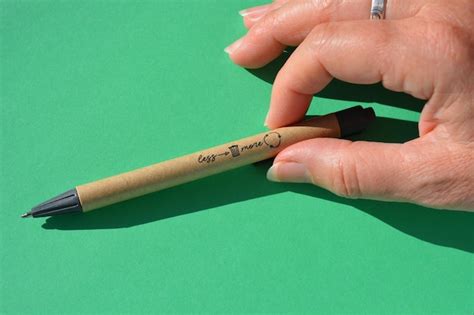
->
265 19 435 128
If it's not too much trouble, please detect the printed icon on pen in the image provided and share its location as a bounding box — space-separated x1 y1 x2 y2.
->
228 145 240 157
21 106 375 218
264 132 282 148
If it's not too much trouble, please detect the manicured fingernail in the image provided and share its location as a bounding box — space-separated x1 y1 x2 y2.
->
224 37 243 54
239 4 271 17
267 162 313 183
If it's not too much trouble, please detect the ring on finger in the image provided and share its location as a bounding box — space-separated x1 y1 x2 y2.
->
370 0 387 19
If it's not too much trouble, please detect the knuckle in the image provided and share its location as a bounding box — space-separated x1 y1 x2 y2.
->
309 0 333 13
252 5 288 41
248 8 280 38
250 18 270 38
373 26 396 67
306 22 335 51
425 22 473 66
331 150 362 199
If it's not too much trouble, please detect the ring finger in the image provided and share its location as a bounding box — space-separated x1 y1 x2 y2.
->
227 0 423 68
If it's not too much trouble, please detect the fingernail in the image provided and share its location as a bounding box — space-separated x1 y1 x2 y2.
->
267 162 313 184
239 4 271 17
224 37 243 54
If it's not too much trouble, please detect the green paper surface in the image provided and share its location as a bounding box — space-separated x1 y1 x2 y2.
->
1 1 473 314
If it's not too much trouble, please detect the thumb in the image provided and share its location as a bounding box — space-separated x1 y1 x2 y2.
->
267 138 415 202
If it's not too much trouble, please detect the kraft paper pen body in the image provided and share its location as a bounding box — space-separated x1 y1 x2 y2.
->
23 106 375 218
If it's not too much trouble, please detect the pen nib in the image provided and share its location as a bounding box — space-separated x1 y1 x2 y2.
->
21 212 32 218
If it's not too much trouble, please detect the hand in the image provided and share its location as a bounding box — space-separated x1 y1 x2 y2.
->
225 0 474 211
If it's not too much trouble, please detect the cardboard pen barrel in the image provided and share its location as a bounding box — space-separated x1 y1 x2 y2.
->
76 114 341 212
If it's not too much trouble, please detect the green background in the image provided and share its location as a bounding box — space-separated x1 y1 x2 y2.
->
1 0 473 314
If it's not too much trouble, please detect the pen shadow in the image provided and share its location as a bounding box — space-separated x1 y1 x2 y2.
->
248 48 426 112
43 117 474 254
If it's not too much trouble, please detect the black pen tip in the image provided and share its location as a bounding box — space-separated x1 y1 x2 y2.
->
21 212 32 218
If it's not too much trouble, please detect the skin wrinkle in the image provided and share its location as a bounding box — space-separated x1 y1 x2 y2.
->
431 93 469 140
287 45 330 95
305 24 361 83
334 152 351 197
376 143 425 202
270 5 292 38
378 25 407 93
229 0 474 211
340 143 363 198
388 20 434 99
420 2 472 28
272 1 326 45
346 142 377 198
411 146 470 208
433 26 473 95
243 1 288 29
419 94 449 136
315 141 351 197
309 0 334 21
388 144 428 202
454 150 474 207
380 51 406 94
411 142 472 208
428 24 472 84
410 1 427 20
381 143 412 200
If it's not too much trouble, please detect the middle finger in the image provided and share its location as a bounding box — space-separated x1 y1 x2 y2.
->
228 0 423 68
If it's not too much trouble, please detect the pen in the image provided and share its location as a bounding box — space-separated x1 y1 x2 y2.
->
22 106 375 218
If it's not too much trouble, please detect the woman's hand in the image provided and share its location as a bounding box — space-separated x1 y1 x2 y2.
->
225 0 474 211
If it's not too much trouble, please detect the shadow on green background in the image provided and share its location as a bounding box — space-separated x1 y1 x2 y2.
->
3 2 471 313
41 46 472 254
248 47 426 112
43 116 474 254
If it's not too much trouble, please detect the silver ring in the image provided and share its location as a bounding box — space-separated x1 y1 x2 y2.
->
370 0 386 19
